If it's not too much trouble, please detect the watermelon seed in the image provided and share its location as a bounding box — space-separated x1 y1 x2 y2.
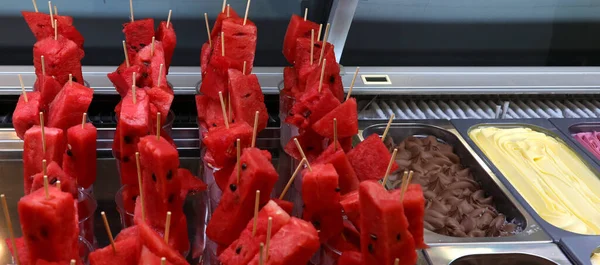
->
124 136 133 144
229 184 237 192
312 220 321 229
123 156 130 163
40 227 49 239
166 170 173 180
50 178 58 185
212 123 217 127
71 76 78 82
243 93 252 98
235 246 242 254
142 72 149 78
168 194 175 203
143 61 150 67
140 43 146 48
368 243 374 253
241 163 247 170
152 174 157 182
66 149 73 157
329 75 335 83
370 234 377 240
396 234 401 241
335 187 341 192
131 195 137 201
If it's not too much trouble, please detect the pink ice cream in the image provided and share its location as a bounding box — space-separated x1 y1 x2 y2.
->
573 132 600 160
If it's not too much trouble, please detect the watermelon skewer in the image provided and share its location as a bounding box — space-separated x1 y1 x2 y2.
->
381 148 398 187
1 195 21 265
293 138 312 171
278 158 306 200
100 211 117 253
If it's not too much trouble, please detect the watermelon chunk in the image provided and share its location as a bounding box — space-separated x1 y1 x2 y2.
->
213 161 235 192
359 181 417 265
339 136 353 153
123 18 155 61
5 237 31 265
178 168 207 198
108 63 144 97
62 123 97 189
138 221 188 265
301 163 343 243
47 80 93 132
156 21 177 73
89 236 141 265
283 129 326 162
283 66 297 92
199 54 231 100
347 134 399 182
312 98 358 139
34 75 62 110
272 198 293 216
391 184 427 249
283 14 320 64
338 251 362 265
116 88 149 159
213 17 257 73
228 69 268 132
30 161 77 196
211 7 240 39
146 86 174 134
247 218 320 265
294 39 336 77
207 148 279 246
23 126 66 194
315 143 359 195
22 11 84 48
115 225 139 242
304 57 344 101
13 92 41 140
202 122 253 167
285 85 340 129
195 94 231 129
219 200 291 265
340 191 360 229
18 187 79 263
33 37 84 86
200 42 211 78
134 41 168 89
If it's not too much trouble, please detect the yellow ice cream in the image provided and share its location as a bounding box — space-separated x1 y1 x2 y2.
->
469 126 600 235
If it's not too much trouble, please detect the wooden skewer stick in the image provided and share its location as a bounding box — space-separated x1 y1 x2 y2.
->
293 139 312 171
236 138 241 184
40 112 46 154
82 113 87 128
279 158 306 200
228 90 232 123
400 170 414 202
70 260 75 265
310 29 314 65
333 118 338 151
346 67 360 101
54 6 57 16
156 112 161 140
221 33 225 57
394 258 400 265
166 10 172 28
135 152 145 221
218 91 229 129
100 211 116 253
54 19 57 40
318 59 326 93
122 41 130 67
18 75 27 102
69 74 73 84
318 23 331 65
55 180 61 190
381 148 398 188
265 217 272 261
317 24 323 42
131 85 137 104
164 211 172 244
227 4 231 17
151 36 156 57
381 114 395 142
157 63 164 86
258 243 265 265
252 190 260 236
221 0 227 12
129 0 134 22
304 8 308 21
204 13 212 48
251 111 259 148
41 55 46 76
48 1 54 28
42 159 47 176
43 175 50 199
243 0 252 25
2 195 21 265
132 72 137 89
243 61 247 75
161 258 166 265
32 0 38 12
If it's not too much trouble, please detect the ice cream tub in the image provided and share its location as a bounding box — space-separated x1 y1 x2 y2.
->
361 120 550 245
559 236 600 265
452 118 600 242
425 243 572 265
549 118 600 167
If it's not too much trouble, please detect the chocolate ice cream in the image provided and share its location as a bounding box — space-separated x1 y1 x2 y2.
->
387 136 518 237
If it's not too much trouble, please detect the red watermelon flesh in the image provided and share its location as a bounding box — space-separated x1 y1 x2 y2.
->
13 92 41 140
283 66 297 92
247 217 320 265
34 75 62 110
199 54 231 100
391 184 427 249
178 168 207 198
134 203 189 256
138 222 188 265
219 200 291 265
283 14 320 64
359 181 417 265
283 129 326 162
121 184 139 216
138 246 164 265
228 69 268 132
340 191 360 229
301 163 343 243
195 94 231 129
207 147 279 246
304 57 344 101
30 161 77 197
134 41 168 89
115 225 139 242
272 198 293 215
294 38 334 74
22 11 84 48
23 126 66 194
339 137 353 153
146 86 174 134
33 36 84 86
347 134 399 182
6 237 31 265
215 18 257 73
47 81 93 132
156 21 177 73
338 251 362 265
315 143 359 195
117 88 150 157
342 220 361 249
312 98 358 139
89 236 141 265
213 161 235 192
18 187 79 263
200 42 211 78
108 63 144 97
202 121 253 167
211 7 240 39
123 18 155 61
62 123 97 189
285 85 340 129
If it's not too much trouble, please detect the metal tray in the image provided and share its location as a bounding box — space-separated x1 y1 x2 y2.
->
425 243 572 265
451 118 600 242
361 120 550 245
549 118 600 167
559 237 600 265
